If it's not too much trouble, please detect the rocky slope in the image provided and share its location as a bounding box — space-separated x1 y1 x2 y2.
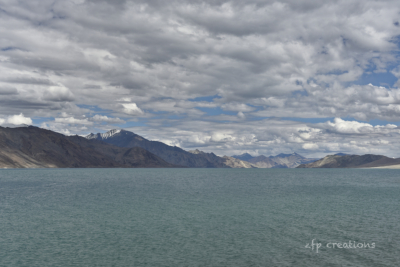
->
232 152 318 168
231 153 254 162
0 126 175 168
297 154 400 168
87 130 229 168
222 156 257 168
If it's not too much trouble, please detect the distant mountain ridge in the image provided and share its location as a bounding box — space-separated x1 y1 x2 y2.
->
3 126 398 169
86 129 229 168
231 153 254 162
232 152 319 168
297 154 400 168
222 156 258 168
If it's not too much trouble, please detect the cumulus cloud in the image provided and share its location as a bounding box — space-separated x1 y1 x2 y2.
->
123 117 400 157
54 117 93 125
0 113 33 125
322 118 397 134
121 103 144 115
252 83 400 121
90 114 125 124
1 0 400 156
302 143 319 150
237 111 245 119
327 118 374 134
43 84 75 102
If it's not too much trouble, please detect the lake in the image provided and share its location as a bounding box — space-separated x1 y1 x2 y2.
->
0 168 399 266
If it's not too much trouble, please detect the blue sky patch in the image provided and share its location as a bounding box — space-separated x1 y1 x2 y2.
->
188 94 221 102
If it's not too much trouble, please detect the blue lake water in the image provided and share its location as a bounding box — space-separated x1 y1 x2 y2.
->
0 168 399 266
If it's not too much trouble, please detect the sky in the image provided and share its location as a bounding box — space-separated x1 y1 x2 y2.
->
1 0 400 157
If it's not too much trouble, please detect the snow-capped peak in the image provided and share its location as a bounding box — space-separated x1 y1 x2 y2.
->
85 133 97 139
100 129 121 139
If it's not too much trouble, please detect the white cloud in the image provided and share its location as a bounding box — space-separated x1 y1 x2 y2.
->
121 103 144 115
237 111 245 119
1 0 400 157
302 143 319 150
210 132 235 142
3 113 33 125
326 118 374 134
90 114 124 124
322 118 397 134
123 117 400 158
54 117 93 125
222 103 254 112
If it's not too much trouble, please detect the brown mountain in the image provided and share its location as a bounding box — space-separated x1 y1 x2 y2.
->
0 126 175 168
86 130 229 168
222 156 257 168
248 155 281 168
233 152 319 168
297 154 400 168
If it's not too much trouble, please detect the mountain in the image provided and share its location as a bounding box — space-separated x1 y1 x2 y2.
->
297 154 400 168
0 126 175 168
189 149 257 168
86 130 229 168
233 152 319 168
268 153 319 168
231 153 254 161
222 156 257 168
334 153 349 156
248 155 282 168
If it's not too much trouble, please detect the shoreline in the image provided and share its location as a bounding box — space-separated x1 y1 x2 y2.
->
370 164 400 169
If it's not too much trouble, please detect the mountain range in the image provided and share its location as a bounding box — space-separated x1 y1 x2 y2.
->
297 154 400 168
0 126 174 168
86 130 230 168
86 130 318 168
232 152 319 168
1 126 399 169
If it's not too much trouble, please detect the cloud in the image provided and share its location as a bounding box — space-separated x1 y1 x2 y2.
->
90 114 125 124
1 0 400 156
252 83 400 121
0 86 18 95
122 117 400 158
3 77 55 85
121 103 144 115
0 113 33 125
324 118 373 134
54 117 93 125
237 111 245 119
302 143 319 150
221 103 254 112
43 84 75 102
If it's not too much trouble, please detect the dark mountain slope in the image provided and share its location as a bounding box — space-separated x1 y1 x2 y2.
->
0 126 174 168
86 130 229 168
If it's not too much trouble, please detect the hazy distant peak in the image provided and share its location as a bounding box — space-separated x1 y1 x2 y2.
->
189 149 204 154
334 153 348 156
85 133 97 139
231 153 254 161
269 152 303 158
